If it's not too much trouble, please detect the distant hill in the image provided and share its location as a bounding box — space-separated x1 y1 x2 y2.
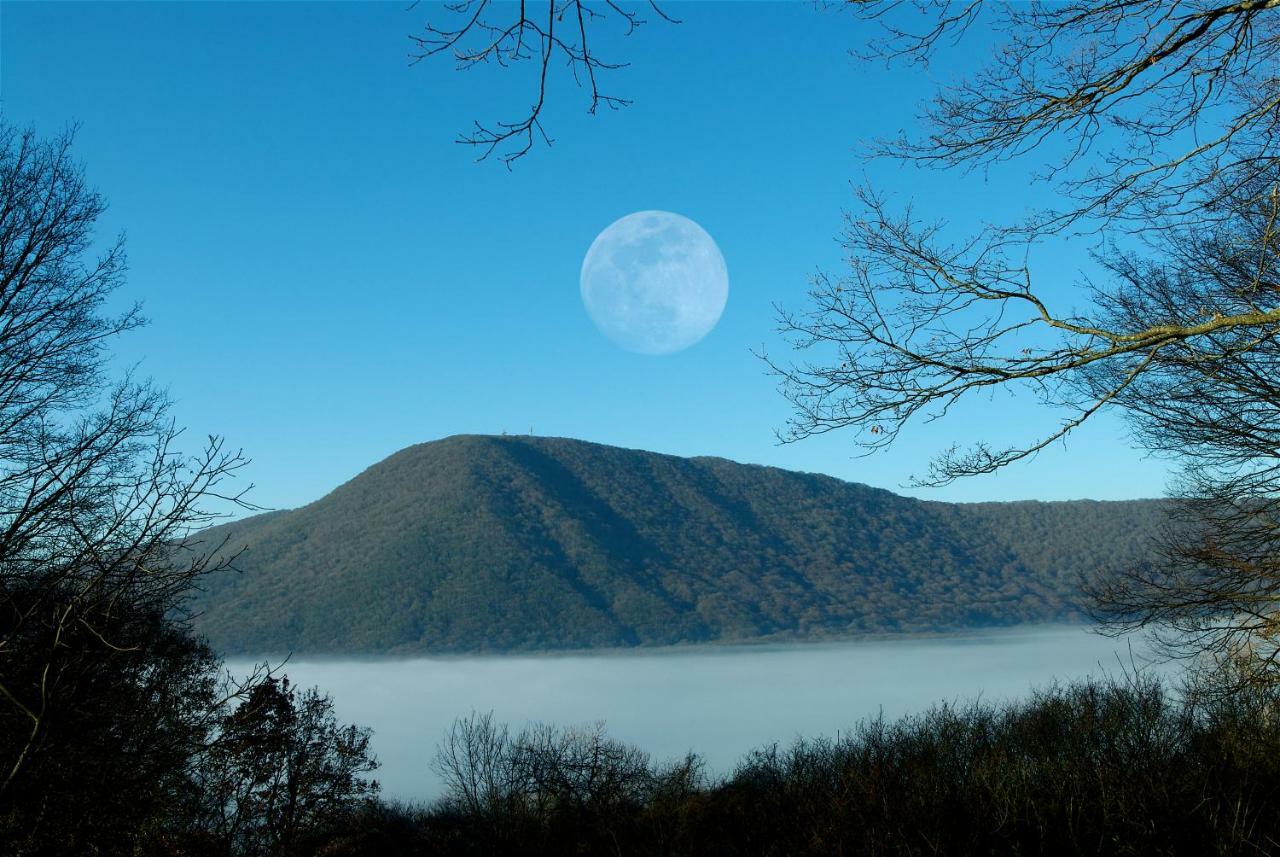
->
190 435 1166 655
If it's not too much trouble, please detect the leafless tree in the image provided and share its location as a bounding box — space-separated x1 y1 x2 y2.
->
770 177 1280 485
770 1 1280 685
0 123 254 795
410 0 677 165
434 711 654 841
774 0 1280 476
849 0 1280 232
433 710 516 823
1077 177 1280 692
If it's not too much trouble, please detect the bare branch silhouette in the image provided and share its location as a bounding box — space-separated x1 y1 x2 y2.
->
411 0 677 166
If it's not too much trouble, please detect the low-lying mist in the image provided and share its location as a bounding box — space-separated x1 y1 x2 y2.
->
229 624 1165 802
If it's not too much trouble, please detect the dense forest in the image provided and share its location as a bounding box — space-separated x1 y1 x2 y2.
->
193 435 1166 655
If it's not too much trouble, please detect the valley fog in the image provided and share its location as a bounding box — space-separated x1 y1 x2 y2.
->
230 624 1166 803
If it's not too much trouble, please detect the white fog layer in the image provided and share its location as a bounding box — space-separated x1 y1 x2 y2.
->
230 625 1167 802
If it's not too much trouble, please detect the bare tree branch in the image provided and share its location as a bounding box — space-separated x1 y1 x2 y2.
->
847 0 1280 233
0 124 258 794
770 2 1280 685
410 0 676 165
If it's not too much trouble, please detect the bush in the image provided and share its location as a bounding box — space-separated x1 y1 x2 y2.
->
398 674 1280 856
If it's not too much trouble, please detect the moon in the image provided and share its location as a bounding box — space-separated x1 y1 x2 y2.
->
580 211 729 355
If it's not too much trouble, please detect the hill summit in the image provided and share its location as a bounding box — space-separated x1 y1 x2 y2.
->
191 435 1163 655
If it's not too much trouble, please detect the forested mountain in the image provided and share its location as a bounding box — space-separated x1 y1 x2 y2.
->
191 435 1165 655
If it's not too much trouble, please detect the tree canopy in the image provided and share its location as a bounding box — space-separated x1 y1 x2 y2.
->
0 123 380 855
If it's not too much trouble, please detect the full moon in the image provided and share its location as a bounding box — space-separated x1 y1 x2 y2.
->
580 211 729 355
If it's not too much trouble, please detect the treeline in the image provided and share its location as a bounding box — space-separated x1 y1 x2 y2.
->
11 663 1280 855
1 605 379 855
308 674 1280 856
193 435 1166 655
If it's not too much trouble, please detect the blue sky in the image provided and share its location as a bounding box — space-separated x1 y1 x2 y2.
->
1 2 1172 510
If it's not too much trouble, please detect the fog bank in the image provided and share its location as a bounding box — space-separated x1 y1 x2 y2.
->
229 624 1166 802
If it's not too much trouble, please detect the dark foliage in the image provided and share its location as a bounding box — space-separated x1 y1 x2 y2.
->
0 598 221 854
194 676 380 857
0 125 252 805
0 593 381 856
0 122 380 856
305 674 1280 856
192 435 1165 655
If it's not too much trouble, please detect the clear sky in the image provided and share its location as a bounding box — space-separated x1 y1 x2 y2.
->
1 2 1173 511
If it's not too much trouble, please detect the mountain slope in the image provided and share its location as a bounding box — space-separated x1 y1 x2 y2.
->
191 435 1165 654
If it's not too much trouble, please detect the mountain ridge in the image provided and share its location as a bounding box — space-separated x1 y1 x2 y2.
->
191 434 1165 655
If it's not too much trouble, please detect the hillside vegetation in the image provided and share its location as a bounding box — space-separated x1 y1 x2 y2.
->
192 435 1165 655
